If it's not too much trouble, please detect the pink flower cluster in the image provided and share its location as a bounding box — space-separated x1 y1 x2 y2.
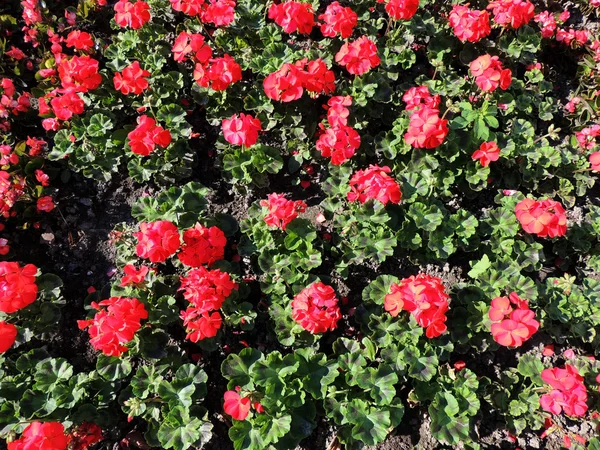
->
318 2 357 38
448 4 491 43
540 365 588 417
316 96 361 165
470 54 512 92
488 293 539 347
335 36 380 76
487 0 534 29
403 86 448 149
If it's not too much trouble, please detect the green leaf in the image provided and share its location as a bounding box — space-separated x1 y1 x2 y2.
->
351 408 391 446
516 354 544 385
468 254 491 279
362 275 399 306
221 348 263 390
33 358 73 391
157 406 212 450
157 380 195 409
261 415 291 445
96 355 132 381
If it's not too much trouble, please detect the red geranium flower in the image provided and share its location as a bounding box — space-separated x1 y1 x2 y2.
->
0 321 17 353
402 85 441 111
172 32 212 63
260 193 307 230
58 56 102 93
114 0 151 29
316 124 361 165
318 2 357 38
489 292 539 347
0 262 38 314
178 224 227 267
127 115 172 156
292 282 341 334
347 165 402 205
515 198 567 238
268 1 315 34
590 152 600 171
181 309 222 341
49 89 85 121
37 196 55 213
202 0 236 26
470 54 512 92
77 297 148 357
223 390 251 420
7 422 68 450
384 274 450 338
222 113 262 148
193 55 242 91
134 220 180 263
404 106 449 149
472 141 500 167
378 0 419 20
120 264 149 287
113 61 151 95
65 30 95 51
487 0 534 29
448 4 491 43
335 36 380 76
303 59 336 96
263 62 305 102
170 0 205 16
540 365 588 417
180 266 238 311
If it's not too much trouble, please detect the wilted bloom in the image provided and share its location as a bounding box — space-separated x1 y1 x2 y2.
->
223 391 251 420
515 198 567 238
318 2 357 38
348 165 401 205
222 113 262 147
178 224 227 267
472 141 500 167
0 321 17 353
7 422 68 450
470 55 512 92
260 193 307 230
66 423 104 450
134 220 180 263
335 36 380 75
489 292 539 347
77 297 148 357
114 0 151 29
448 4 491 43
404 106 449 149
113 61 151 95
268 1 315 34
292 282 341 334
384 274 449 338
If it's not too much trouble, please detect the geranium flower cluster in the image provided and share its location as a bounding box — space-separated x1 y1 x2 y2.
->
134 220 181 262
127 115 172 156
268 1 315 34
377 0 419 21
114 0 151 29
0 321 18 353
0 171 25 218
472 141 500 167
292 282 341 334
486 0 534 29
316 96 361 165
223 389 264 420
488 292 539 347
335 36 380 76
347 165 402 206
264 59 335 102
515 198 568 238
179 266 238 342
178 223 227 267
575 124 600 150
540 365 588 417
1 78 31 118
448 4 491 43
470 55 512 92
0 262 38 314
384 274 449 338
556 28 589 47
77 297 148 357
120 264 149 287
260 193 307 230
170 0 236 26
590 152 600 172
404 89 448 149
172 32 213 63
193 54 242 91
113 61 151 95
222 113 262 148
318 2 357 38
65 30 95 52
7 422 68 450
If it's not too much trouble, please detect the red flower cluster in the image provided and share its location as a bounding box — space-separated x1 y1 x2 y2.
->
1 78 31 118
292 282 341 334
222 113 262 147
379 0 419 20
515 198 568 238
172 32 213 63
58 55 102 93
264 59 335 102
193 54 242 91
180 266 238 342
134 220 181 262
0 171 25 218
488 292 539 347
335 36 380 75
127 115 172 156
318 2 357 38
347 165 402 206
472 141 500 167
0 262 38 314
77 297 148 357
260 193 307 230
384 274 449 338
316 96 361 165
487 0 534 29
113 61 150 95
114 0 151 29
178 223 227 267
8 422 68 450
0 321 17 353
67 423 104 450
404 106 448 149
120 264 149 287
470 55 512 92
448 4 491 43
65 30 94 51
170 0 236 26
268 1 315 34
223 390 251 420
170 0 205 16
402 85 441 111
540 365 588 417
